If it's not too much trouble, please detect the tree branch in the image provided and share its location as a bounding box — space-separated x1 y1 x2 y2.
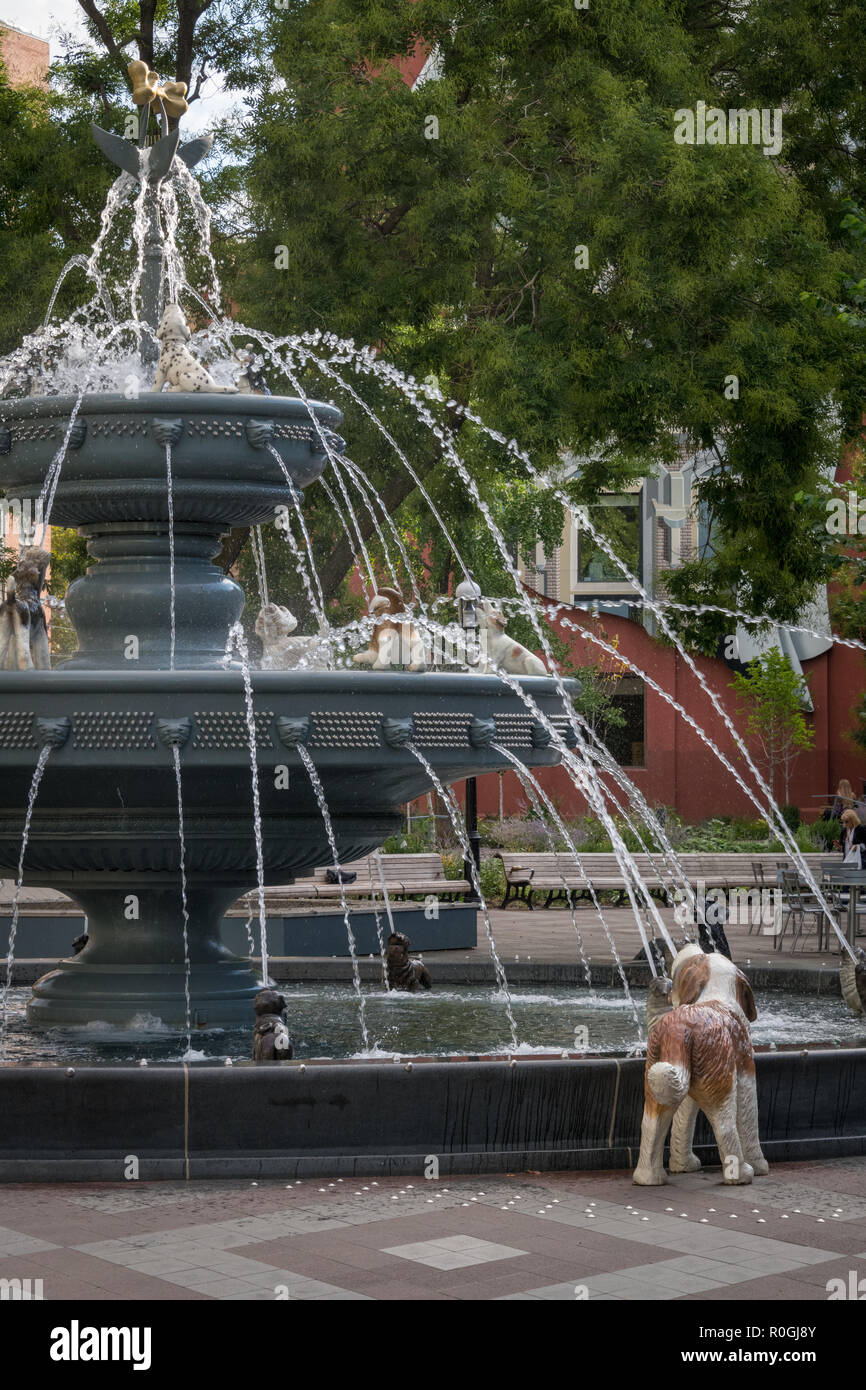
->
175 0 215 92
75 0 131 79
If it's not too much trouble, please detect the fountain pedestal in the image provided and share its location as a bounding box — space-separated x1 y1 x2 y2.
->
27 884 259 1030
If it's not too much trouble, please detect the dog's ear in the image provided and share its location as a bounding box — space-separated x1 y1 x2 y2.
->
671 954 710 1008
489 609 507 630
735 970 757 1022
378 587 404 613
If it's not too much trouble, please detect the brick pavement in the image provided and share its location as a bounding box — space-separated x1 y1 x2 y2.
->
0 1158 863 1301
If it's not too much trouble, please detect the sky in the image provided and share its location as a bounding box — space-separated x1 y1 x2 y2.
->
0 0 240 133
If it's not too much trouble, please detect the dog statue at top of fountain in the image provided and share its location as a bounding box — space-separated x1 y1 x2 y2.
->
256 603 299 669
475 600 547 677
252 988 293 1061
152 304 238 394
0 546 51 671
632 943 768 1187
255 603 331 670
386 932 432 993
352 588 427 671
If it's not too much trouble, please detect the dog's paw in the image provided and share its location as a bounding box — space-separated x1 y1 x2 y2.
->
632 1167 667 1186
669 1153 702 1173
723 1161 754 1185
750 1156 770 1177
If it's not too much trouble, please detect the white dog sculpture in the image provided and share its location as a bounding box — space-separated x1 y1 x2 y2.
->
0 546 51 671
633 944 768 1187
255 603 331 670
352 588 427 671
152 304 238 394
476 601 547 676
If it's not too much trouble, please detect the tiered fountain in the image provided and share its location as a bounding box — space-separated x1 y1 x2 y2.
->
0 96 567 1034
0 78 862 1182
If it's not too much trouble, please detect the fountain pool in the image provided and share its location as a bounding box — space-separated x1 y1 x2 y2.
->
2 983 864 1064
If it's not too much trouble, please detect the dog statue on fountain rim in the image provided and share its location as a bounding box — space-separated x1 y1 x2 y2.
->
252 988 293 1061
633 943 768 1186
0 546 51 671
152 304 238 394
352 588 427 671
475 600 547 677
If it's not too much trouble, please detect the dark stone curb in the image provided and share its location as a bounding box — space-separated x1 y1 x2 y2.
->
0 1047 862 1183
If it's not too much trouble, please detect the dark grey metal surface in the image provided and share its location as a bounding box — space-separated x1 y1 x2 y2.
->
0 670 571 1027
0 1047 862 1182
0 382 577 1031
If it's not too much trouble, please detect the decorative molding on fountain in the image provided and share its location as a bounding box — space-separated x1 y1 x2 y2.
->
152 417 185 447
531 721 553 748
311 428 346 458
68 419 87 450
245 418 274 450
381 715 415 748
155 716 194 749
468 716 496 749
193 710 273 749
275 715 313 748
34 717 71 750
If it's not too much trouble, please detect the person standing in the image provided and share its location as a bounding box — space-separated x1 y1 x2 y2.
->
832 780 856 821
840 809 866 867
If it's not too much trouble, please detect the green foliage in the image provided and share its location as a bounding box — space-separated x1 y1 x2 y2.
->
0 71 113 357
228 0 856 627
730 649 815 803
48 528 89 596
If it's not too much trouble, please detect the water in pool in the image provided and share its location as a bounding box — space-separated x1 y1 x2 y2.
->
1 984 863 1064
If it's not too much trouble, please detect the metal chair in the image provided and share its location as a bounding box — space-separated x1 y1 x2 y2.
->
779 872 831 952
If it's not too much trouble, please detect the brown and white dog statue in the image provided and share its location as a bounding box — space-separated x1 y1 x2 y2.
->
152 304 238 394
633 943 768 1186
352 587 426 671
0 546 51 671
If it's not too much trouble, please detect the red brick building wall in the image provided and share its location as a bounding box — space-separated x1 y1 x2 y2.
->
0 23 49 89
463 606 866 823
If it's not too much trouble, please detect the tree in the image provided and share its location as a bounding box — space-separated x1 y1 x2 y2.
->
729 648 815 804
231 0 853 628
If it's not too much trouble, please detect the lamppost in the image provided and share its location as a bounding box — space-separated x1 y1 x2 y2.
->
456 578 483 899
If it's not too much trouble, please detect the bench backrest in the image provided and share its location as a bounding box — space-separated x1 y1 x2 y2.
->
307 852 449 886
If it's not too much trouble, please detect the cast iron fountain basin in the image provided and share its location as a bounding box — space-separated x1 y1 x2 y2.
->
0 392 342 669
0 670 570 1030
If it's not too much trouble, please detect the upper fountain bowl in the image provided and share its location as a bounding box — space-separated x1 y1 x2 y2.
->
0 392 343 529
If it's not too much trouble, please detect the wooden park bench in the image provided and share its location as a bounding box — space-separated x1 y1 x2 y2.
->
259 852 471 905
494 849 826 909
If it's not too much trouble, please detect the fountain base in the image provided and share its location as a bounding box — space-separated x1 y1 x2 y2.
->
26 884 264 1032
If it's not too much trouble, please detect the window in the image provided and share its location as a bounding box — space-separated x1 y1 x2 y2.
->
575 493 641 585
599 676 645 768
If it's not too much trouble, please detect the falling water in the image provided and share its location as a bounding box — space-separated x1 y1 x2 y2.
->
171 745 193 1054
0 745 52 1058
405 742 519 1050
296 745 370 1051
265 443 330 633
225 623 269 984
492 742 649 1036
490 743 594 992
366 854 390 988
165 441 177 670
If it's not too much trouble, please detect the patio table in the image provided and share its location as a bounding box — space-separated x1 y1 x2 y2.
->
819 869 866 949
